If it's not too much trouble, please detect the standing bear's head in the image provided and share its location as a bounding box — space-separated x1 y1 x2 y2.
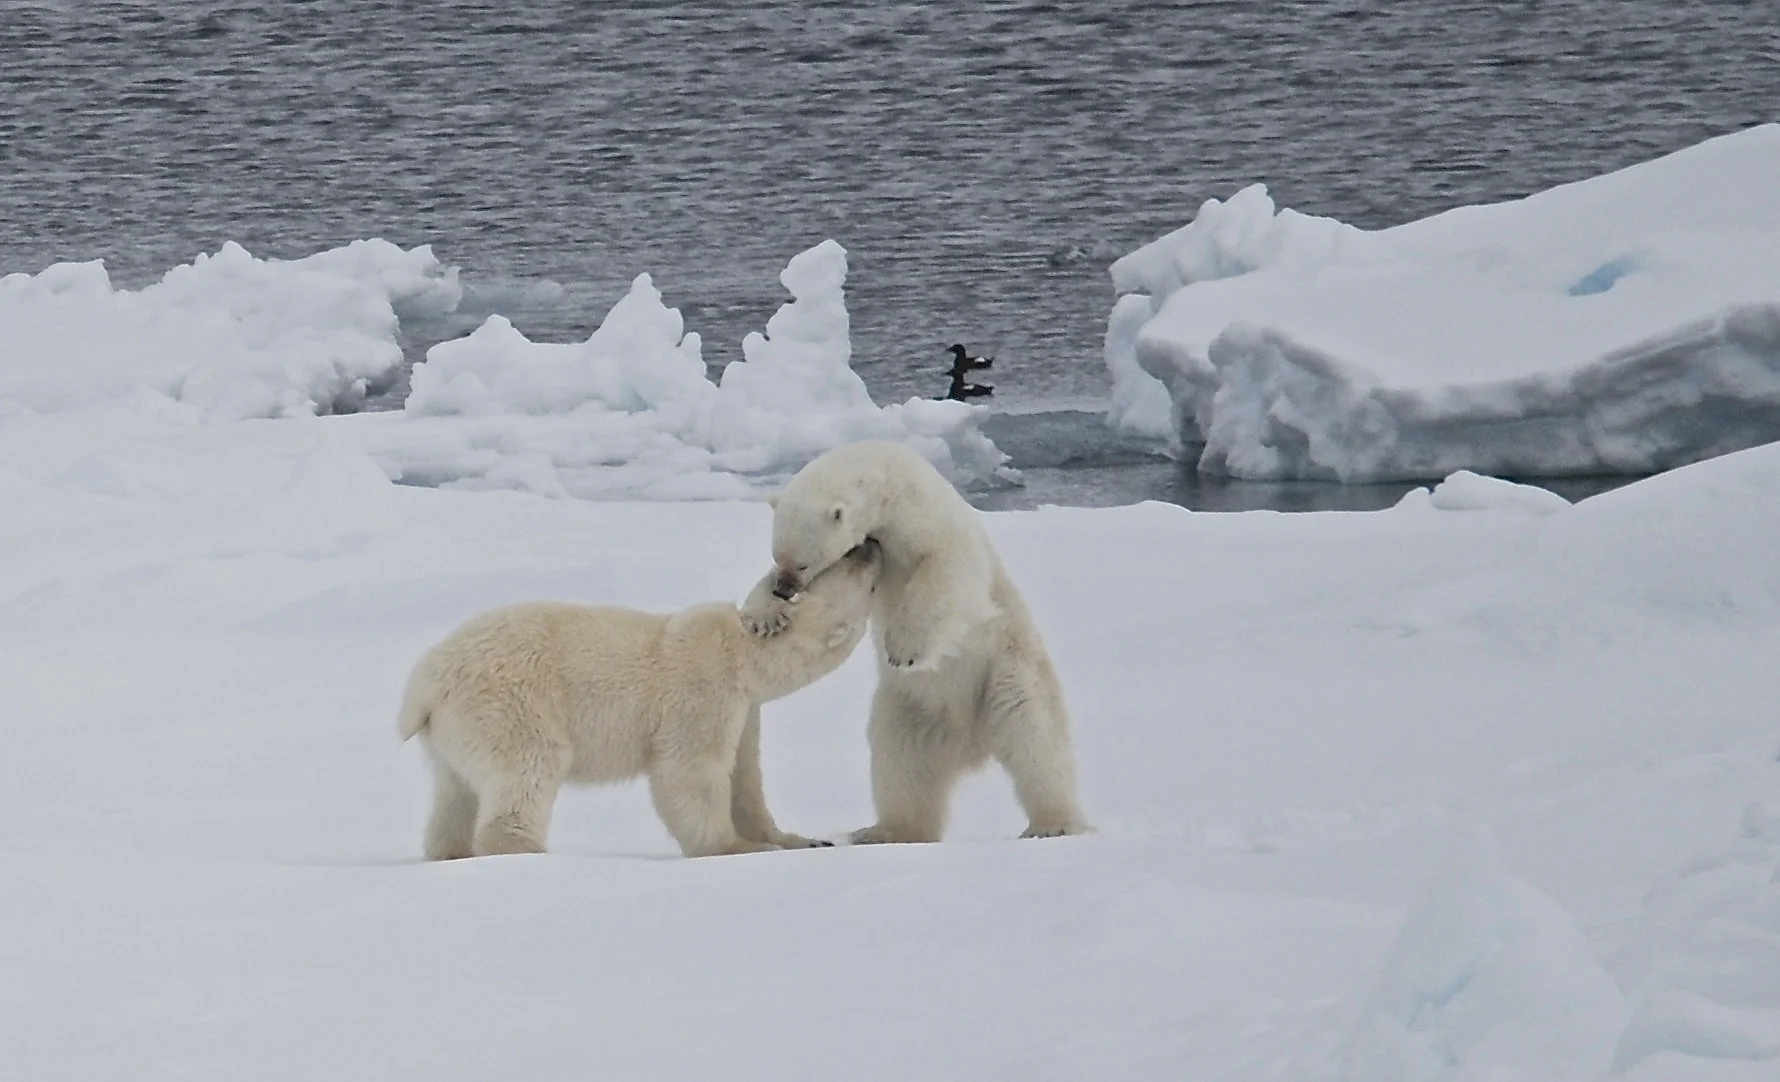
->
764 443 901 600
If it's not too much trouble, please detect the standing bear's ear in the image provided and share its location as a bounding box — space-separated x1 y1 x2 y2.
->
763 491 782 510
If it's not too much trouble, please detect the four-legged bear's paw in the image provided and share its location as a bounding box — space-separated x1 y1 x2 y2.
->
740 597 794 637
848 823 938 845
716 839 784 856
1020 821 1090 840
770 831 835 849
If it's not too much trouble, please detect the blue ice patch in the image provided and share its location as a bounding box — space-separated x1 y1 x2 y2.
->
1567 255 1640 296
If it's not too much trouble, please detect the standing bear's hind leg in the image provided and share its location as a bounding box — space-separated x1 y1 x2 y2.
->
986 662 1088 839
850 683 968 845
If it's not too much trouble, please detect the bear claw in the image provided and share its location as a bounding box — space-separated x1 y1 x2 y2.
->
741 606 792 637
882 642 923 668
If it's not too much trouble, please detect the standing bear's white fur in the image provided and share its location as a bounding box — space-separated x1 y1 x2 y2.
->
398 542 881 859
743 440 1087 843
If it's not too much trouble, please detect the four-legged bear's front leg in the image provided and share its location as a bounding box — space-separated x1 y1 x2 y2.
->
651 707 783 858
731 706 833 849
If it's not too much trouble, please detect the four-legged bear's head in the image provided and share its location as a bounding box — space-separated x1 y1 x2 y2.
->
789 539 881 651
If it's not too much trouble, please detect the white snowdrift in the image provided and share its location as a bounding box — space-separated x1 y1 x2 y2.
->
0 238 1005 496
3 409 1779 1079
1342 822 1626 1082
1107 125 1780 481
0 239 461 419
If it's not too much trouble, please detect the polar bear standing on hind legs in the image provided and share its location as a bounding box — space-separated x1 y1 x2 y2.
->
743 440 1087 843
399 541 881 859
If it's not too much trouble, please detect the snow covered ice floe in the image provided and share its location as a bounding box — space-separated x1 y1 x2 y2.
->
1106 124 1780 481
0 238 1005 498
4 408 1780 1079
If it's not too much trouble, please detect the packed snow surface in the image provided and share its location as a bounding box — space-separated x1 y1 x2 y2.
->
1107 124 1780 481
0 237 1004 497
3 400 1779 1079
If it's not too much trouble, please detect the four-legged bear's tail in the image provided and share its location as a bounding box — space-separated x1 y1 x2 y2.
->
397 659 435 741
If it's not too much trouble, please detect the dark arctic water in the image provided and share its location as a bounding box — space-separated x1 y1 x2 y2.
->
3 0 1775 509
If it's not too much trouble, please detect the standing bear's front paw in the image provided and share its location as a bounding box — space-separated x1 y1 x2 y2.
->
879 629 927 670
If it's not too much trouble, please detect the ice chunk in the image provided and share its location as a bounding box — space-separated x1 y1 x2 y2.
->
1103 293 1174 441
709 238 879 466
406 274 712 422
1107 125 1780 481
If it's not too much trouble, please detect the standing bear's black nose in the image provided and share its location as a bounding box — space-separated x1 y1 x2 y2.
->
770 570 802 601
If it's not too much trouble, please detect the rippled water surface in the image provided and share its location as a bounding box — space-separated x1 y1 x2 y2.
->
3 0 1775 504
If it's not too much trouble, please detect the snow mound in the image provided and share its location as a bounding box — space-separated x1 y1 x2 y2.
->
1107 125 1780 481
0 239 461 419
1613 991 1780 1077
1512 439 1780 631
374 239 1006 498
1342 822 1626 1082
1383 440 1780 645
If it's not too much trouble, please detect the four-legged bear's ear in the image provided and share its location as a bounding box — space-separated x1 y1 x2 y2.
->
763 491 782 510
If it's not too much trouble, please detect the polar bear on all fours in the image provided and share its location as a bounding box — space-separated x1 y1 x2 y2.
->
398 541 882 860
743 440 1088 844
